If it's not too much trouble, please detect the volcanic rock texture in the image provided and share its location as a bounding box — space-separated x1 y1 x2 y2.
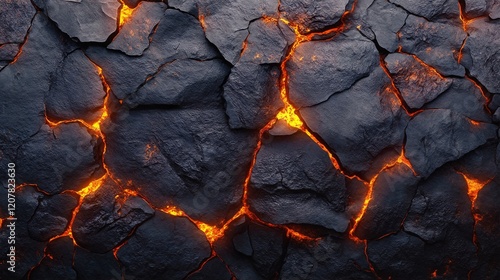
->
0 0 499 279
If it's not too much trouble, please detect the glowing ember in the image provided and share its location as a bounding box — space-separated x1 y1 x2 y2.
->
119 3 135 27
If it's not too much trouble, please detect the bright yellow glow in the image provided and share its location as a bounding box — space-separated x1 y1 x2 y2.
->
119 3 135 27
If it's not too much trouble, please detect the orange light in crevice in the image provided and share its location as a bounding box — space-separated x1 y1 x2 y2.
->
160 206 246 244
460 173 490 207
76 175 105 198
457 37 467 63
468 119 482 126
198 14 207 31
458 2 469 32
91 65 111 131
459 172 492 247
349 175 377 243
396 149 417 176
410 54 445 79
379 56 424 118
349 147 414 242
119 2 135 27
465 76 490 103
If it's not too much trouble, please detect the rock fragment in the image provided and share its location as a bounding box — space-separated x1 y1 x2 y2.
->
248 131 349 232
117 211 211 280
72 178 154 253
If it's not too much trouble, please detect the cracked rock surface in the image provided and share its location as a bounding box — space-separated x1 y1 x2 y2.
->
0 0 499 279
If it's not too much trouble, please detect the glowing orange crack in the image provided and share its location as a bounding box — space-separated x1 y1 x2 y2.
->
458 172 491 248
119 1 135 27
349 149 416 243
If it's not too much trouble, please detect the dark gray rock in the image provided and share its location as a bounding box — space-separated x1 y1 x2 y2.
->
197 0 278 64
123 0 141 8
404 167 473 242
389 0 460 20
240 18 288 64
399 15 466 77
72 178 154 253
248 131 349 232
215 218 287 280
169 0 199 17
45 49 106 124
464 0 500 19
280 235 373 279
474 177 500 255
0 0 35 44
353 163 419 240
28 192 79 241
424 78 491 122
186 257 232 280
17 123 103 194
301 67 409 175
279 0 349 34
404 109 497 178
117 211 211 280
223 62 283 129
103 108 258 224
367 231 428 279
0 43 20 70
472 178 500 279
44 0 120 42
108 2 167 56
287 30 379 107
86 9 218 99
268 119 299 136
460 18 500 94
0 186 46 280
364 0 408 52
126 59 229 108
385 53 453 109
74 247 122 280
29 236 77 280
0 13 76 150
452 143 498 181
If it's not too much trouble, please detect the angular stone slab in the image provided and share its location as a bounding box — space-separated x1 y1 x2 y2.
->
279 0 349 34
126 59 229 108
74 247 122 279
86 9 218 99
364 0 408 52
353 163 419 240
17 123 103 194
214 218 287 280
287 30 379 107
44 0 120 42
28 192 79 241
281 235 373 279
399 15 466 77
108 2 167 56
385 53 452 109
117 211 211 280
72 178 154 253
29 236 77 280
103 108 258 224
198 0 278 64
223 62 283 129
0 13 76 149
424 78 491 122
389 0 460 20
461 18 500 94
404 109 497 178
45 49 106 124
0 0 35 44
301 67 409 175
404 167 473 242
248 131 349 232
